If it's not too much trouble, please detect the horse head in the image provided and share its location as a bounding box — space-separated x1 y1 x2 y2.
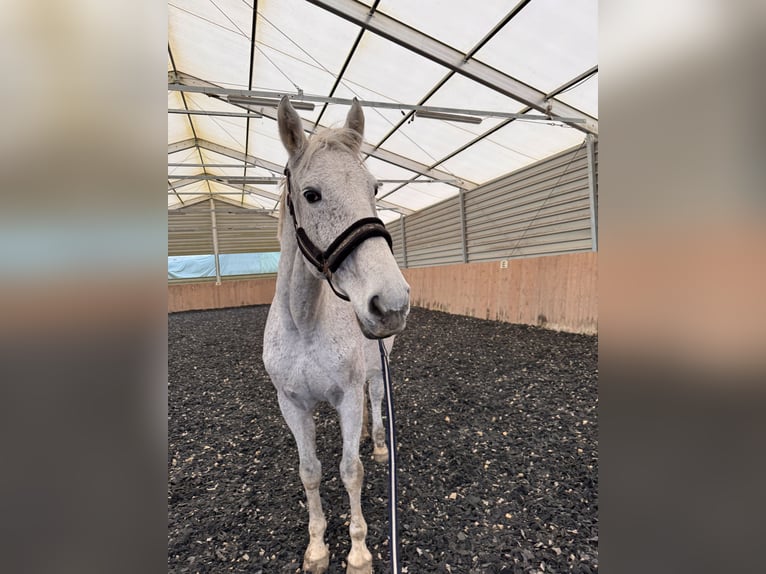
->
277 96 410 339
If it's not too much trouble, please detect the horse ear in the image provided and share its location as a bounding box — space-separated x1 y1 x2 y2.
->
344 98 365 142
278 96 307 156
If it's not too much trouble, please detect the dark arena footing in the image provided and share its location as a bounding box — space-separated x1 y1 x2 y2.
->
169 306 598 573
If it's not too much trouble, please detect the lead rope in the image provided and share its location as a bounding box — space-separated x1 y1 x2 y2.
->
378 339 401 574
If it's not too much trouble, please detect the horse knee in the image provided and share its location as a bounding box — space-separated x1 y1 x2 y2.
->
340 456 363 488
300 459 322 489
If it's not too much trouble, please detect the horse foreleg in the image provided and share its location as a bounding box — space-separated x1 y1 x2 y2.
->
361 381 370 442
338 390 373 574
277 392 330 574
367 372 389 464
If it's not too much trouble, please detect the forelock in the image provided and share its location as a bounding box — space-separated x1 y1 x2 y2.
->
290 127 363 174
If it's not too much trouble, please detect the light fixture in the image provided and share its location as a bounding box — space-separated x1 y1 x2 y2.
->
415 110 482 124
168 108 262 118
218 177 280 185
227 96 315 111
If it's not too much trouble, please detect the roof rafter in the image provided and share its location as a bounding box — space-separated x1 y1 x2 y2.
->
168 176 280 202
169 71 476 190
368 0 531 158
305 0 597 135
167 137 415 216
378 66 599 202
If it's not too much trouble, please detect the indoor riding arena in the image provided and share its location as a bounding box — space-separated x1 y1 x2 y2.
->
168 1 598 573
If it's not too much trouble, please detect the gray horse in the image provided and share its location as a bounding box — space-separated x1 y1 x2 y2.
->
263 97 410 574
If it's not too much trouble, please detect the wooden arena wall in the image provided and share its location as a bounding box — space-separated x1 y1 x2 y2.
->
167 252 596 334
168 277 277 313
402 252 597 334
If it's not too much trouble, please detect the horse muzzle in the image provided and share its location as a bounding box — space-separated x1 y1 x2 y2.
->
357 294 410 339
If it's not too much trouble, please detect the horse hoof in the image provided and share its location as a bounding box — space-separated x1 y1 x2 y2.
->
346 558 372 574
303 547 330 573
372 446 388 464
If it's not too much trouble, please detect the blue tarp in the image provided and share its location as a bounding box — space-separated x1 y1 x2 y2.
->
168 252 280 279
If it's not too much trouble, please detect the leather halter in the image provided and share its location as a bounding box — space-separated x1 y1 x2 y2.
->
284 167 393 302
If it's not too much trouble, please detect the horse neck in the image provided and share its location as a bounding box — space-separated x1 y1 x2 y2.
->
275 225 332 332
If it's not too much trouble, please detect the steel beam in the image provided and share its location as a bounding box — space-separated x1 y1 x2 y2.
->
168 174 456 185
194 138 284 174
305 0 597 135
169 174 280 185
168 138 197 155
377 66 601 203
170 82 582 124
169 108 263 118
189 138 414 215
400 216 408 268
169 163 257 168
209 198 222 284
170 71 476 188
585 135 598 251
167 176 280 202
167 178 204 191
458 189 468 263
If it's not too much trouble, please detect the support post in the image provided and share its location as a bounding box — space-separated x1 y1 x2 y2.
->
400 216 408 269
209 198 222 285
585 135 598 251
458 188 468 263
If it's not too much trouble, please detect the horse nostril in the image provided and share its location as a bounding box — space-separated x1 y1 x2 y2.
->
368 295 384 318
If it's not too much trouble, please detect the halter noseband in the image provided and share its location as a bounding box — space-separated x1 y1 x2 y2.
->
283 167 393 302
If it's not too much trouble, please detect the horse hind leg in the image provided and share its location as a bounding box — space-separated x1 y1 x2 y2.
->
367 371 389 464
276 392 330 573
337 389 373 574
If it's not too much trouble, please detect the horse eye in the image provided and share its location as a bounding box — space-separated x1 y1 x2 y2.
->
303 188 322 203
373 183 381 196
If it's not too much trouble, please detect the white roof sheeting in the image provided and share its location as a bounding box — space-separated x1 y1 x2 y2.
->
168 0 597 226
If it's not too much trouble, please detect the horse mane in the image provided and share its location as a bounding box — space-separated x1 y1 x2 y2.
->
277 126 363 241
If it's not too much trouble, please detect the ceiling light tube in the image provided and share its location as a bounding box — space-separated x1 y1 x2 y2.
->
227 96 315 111
415 110 482 124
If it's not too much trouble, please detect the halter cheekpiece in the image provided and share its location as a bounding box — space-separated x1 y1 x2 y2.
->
284 167 393 302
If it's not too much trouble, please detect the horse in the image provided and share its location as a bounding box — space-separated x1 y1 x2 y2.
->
263 96 410 574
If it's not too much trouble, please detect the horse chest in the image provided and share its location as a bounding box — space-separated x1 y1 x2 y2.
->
263 323 365 400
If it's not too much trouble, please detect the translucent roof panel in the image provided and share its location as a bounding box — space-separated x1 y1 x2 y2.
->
380 0 515 54
362 157 424 182
169 0 597 222
182 93 247 149
381 181 458 212
424 74 526 135
377 209 403 225
169 179 209 209
321 84 409 145
341 33 450 113
168 91 194 141
255 0 362 96
198 148 249 169
483 120 586 164
168 148 200 166
556 73 599 118
168 2 251 88
245 118 290 168
473 0 598 94
207 181 277 211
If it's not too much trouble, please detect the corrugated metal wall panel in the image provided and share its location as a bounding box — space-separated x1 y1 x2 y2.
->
391 140 597 268
399 195 463 267
167 142 598 266
464 141 593 263
168 200 280 256
387 218 405 267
